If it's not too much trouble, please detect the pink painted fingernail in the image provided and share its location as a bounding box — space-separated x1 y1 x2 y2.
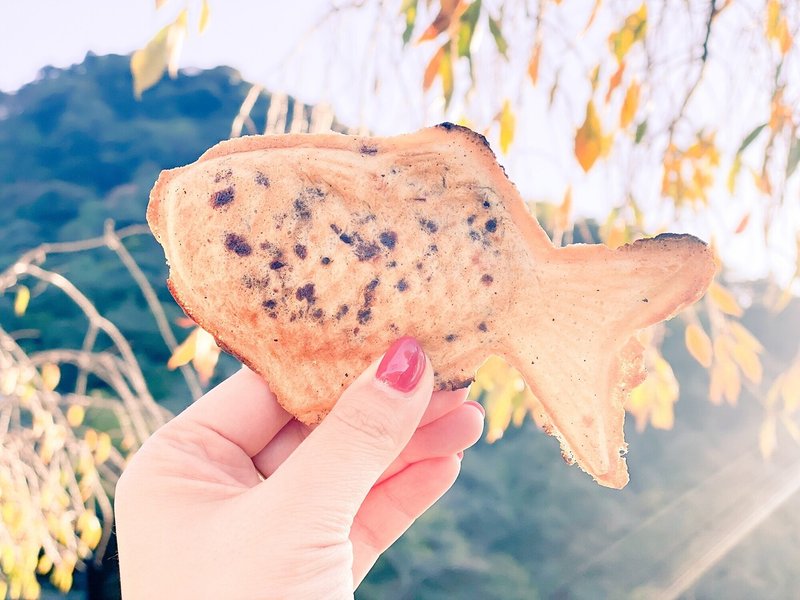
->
376 336 426 393
466 400 485 417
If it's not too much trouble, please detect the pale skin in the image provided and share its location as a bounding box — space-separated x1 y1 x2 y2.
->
115 348 485 599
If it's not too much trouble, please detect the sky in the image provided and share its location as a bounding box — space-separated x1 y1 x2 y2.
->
1 0 798 288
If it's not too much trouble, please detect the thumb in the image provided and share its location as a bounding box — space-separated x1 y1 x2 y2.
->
267 336 432 521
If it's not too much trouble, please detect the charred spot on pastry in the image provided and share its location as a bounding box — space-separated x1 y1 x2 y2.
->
339 233 354 244
243 274 269 289
269 260 285 270
294 197 311 220
224 233 252 256
478 321 488 332
427 244 438 254
445 333 458 342
360 145 378 155
355 241 380 261
485 218 497 233
481 274 494 286
438 121 456 131
482 199 491 208
416 262 423 270
379 231 397 250
214 168 233 183
330 223 342 235
419 218 438 233
396 278 408 292
335 304 349 320
321 256 331 265
312 308 324 320
294 244 307 259
211 186 235 208
386 260 397 268
364 279 379 307
254 171 270 186
294 188 324 221
467 214 476 225
469 230 481 241
296 283 316 304
353 327 360 335
262 299 277 310
357 308 372 324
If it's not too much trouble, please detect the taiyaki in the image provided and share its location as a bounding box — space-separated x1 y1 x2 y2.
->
147 123 715 488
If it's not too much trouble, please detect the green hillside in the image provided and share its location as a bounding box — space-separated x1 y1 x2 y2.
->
2 55 799 600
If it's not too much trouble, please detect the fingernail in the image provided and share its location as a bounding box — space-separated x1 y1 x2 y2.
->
457 451 464 460
466 400 485 417
376 336 426 393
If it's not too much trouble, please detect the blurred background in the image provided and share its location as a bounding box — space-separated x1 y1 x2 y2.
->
1 1 799 598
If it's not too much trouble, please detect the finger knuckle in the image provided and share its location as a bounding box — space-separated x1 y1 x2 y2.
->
330 400 405 451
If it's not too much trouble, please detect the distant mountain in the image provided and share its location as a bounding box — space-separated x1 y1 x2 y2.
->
0 53 257 258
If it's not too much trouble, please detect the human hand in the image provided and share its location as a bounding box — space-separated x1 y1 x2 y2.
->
114 337 485 599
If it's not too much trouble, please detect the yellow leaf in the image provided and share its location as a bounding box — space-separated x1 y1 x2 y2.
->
192 328 221 385
620 80 640 128
734 212 749 234
66 404 85 427
499 100 515 154
581 0 603 34
155 0 168 7
423 44 444 91
777 18 792 54
37 553 53 575
95 432 112 464
685 323 713 368
721 357 741 405
167 9 189 78
727 154 741 194
575 100 604 172
765 0 781 40
131 23 171 98
608 3 647 63
708 281 743 317
14 285 30 316
605 61 625 103
418 0 467 42
527 42 541 85
0 581 6 600
439 43 454 107
41 363 60 391
759 415 777 459
731 342 762 384
9 577 21 600
84 428 98 450
51 565 73 593
728 321 763 353
78 513 102 550
751 167 772 195
199 0 211 33
168 328 198 370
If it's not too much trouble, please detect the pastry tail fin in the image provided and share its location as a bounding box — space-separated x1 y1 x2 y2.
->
506 234 715 488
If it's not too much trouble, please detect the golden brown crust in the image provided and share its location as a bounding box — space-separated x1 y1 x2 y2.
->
148 124 715 487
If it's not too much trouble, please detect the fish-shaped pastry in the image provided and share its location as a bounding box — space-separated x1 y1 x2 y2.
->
147 123 715 488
